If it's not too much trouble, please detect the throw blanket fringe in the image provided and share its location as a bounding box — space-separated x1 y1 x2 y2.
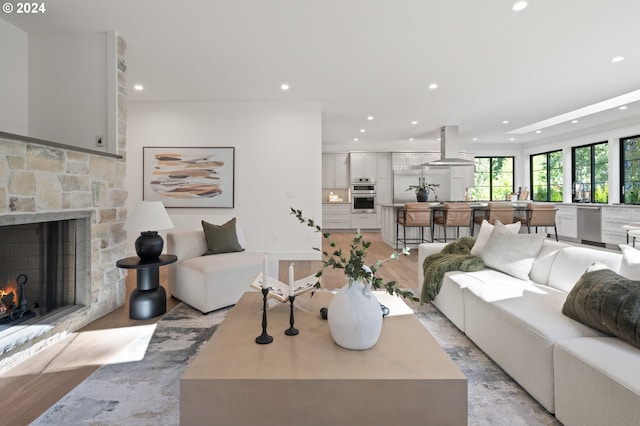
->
421 237 485 304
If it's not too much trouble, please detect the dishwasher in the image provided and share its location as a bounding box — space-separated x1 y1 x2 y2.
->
576 206 603 245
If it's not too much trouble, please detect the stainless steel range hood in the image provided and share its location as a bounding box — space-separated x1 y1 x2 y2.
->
425 125 474 167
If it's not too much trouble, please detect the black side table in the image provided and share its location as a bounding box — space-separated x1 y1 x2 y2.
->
116 254 178 320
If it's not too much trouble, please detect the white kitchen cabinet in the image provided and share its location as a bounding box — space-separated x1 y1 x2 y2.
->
555 205 577 239
376 153 392 178
351 213 378 229
322 153 349 188
350 152 377 179
602 206 633 245
392 152 440 167
322 203 351 229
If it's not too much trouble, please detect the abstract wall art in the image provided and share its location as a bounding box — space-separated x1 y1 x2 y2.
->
143 147 235 208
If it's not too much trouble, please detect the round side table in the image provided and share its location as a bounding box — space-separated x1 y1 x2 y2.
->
116 254 177 320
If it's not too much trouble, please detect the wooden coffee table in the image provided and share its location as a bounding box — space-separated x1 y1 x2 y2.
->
181 291 467 426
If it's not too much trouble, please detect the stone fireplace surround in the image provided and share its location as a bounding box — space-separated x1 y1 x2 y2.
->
0 132 128 372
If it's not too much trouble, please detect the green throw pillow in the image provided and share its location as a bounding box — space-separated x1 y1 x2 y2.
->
562 267 640 349
201 218 244 255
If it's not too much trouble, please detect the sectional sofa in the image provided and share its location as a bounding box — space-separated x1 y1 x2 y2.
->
418 226 640 426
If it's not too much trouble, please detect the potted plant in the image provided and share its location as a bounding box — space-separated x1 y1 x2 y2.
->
291 207 418 350
406 177 439 202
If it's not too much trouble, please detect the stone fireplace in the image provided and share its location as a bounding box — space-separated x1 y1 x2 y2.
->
0 33 128 372
0 211 92 356
0 135 128 372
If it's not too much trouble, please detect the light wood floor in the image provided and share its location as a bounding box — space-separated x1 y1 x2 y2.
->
0 231 418 425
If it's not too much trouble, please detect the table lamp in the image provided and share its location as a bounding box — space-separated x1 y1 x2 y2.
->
124 201 174 260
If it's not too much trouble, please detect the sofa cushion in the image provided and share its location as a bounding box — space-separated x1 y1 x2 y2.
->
470 219 521 256
201 218 244 255
619 244 640 280
562 267 640 348
547 247 622 293
528 239 569 285
481 225 545 280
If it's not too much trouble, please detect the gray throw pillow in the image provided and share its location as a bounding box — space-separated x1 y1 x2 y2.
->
481 224 545 280
563 266 640 349
201 218 244 255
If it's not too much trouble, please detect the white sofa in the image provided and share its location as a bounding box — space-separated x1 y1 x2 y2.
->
418 239 640 426
166 228 278 313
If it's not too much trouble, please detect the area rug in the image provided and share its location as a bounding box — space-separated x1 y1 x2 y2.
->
33 301 560 426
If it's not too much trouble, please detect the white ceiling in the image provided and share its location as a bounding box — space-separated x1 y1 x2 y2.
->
4 0 640 149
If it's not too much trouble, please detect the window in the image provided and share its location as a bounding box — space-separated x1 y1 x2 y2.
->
621 134 640 204
530 150 563 201
572 142 608 203
471 157 514 201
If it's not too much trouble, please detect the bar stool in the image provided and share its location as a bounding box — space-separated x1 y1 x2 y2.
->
623 222 640 244
516 202 558 241
473 202 514 235
433 202 472 242
628 229 640 248
396 202 432 249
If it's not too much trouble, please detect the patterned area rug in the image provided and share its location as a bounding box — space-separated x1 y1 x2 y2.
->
33 301 560 425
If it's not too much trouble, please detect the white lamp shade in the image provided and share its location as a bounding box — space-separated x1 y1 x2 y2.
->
124 201 174 232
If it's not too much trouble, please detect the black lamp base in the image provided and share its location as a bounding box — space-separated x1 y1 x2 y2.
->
135 231 164 260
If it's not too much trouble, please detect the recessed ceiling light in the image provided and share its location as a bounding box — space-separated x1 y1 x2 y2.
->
571 120 579 124
409 138 414 141
428 83 438 90
502 120 509 124
620 105 628 110
280 83 290 91
509 89 640 134
535 130 542 134
133 84 144 91
411 121 418 125
367 116 374 121
472 138 478 141
360 129 366 133
437 138 441 142
512 1 528 11
612 56 625 63
509 138 516 141
353 138 359 142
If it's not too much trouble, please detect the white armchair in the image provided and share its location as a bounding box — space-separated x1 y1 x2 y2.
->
166 228 278 313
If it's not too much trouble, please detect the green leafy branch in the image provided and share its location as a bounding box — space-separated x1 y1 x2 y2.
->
290 207 418 302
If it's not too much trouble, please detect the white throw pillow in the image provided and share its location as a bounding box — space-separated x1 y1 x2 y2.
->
619 244 640 280
481 225 546 280
470 219 521 256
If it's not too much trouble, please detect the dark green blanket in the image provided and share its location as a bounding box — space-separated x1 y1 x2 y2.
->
421 237 485 303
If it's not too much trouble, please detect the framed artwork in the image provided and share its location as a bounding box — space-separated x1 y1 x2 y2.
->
143 147 235 208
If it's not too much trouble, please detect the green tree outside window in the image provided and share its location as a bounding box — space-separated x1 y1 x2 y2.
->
471 157 514 201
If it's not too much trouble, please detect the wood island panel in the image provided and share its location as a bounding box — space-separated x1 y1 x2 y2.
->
181 291 467 426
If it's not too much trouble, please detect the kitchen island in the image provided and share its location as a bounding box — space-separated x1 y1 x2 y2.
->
379 203 475 248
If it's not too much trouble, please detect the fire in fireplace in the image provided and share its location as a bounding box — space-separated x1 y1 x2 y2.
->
0 274 36 325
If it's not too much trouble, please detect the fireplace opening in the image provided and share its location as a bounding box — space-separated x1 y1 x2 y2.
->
0 220 77 331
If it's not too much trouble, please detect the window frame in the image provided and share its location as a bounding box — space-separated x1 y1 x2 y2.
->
529 149 563 202
571 141 608 204
620 134 640 204
472 156 515 201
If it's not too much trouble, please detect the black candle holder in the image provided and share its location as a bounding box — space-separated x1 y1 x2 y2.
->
284 295 299 336
255 287 273 344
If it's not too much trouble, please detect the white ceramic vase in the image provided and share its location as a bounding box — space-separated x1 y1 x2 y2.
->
327 278 383 350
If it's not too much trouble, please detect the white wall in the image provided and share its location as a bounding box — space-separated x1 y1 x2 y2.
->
28 32 110 151
0 19 28 134
126 101 323 260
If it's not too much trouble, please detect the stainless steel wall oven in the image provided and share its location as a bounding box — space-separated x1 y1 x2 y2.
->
351 178 376 213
